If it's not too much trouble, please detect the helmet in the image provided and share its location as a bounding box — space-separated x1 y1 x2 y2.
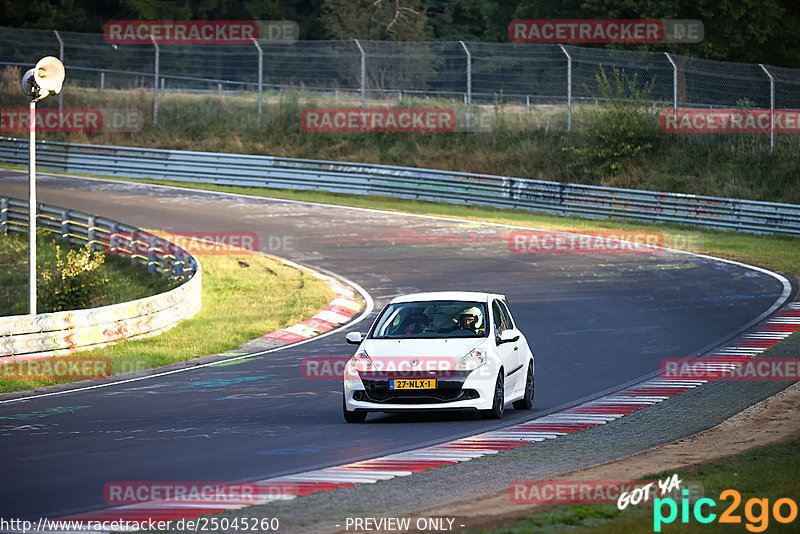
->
459 306 483 329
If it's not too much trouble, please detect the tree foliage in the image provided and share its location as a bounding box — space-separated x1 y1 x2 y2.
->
1 0 799 66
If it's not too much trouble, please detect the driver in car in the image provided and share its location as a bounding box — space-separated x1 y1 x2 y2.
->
447 306 482 334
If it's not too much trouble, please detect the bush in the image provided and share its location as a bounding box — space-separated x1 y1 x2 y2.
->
39 243 109 312
567 67 663 178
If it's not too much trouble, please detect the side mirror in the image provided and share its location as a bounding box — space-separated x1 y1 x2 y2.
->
496 329 520 345
345 332 363 345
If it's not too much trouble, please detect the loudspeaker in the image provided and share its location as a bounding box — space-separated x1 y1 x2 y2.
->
33 56 65 95
20 68 36 95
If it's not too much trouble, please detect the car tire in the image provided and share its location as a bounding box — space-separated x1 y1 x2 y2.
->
343 395 367 423
482 372 505 419
513 361 534 410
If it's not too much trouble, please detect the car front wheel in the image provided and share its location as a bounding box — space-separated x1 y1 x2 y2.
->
343 395 367 423
482 372 505 419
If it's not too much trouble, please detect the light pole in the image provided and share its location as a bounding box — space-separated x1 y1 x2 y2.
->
20 56 65 316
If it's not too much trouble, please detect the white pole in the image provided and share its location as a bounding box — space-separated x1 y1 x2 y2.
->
460 41 471 131
759 64 775 153
54 30 63 115
28 99 37 316
252 38 263 123
559 45 572 132
664 52 678 114
354 39 365 109
151 35 159 126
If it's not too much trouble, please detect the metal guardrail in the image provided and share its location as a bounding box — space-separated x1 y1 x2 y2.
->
0 196 201 358
1 137 799 236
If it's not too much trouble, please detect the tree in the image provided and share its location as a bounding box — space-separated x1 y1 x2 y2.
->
320 0 429 40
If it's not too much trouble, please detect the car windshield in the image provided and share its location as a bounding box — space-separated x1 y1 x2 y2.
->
370 300 489 339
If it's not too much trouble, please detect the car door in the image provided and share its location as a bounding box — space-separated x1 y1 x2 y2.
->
492 299 522 398
498 299 527 396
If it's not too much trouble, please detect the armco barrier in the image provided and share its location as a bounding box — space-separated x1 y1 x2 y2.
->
0 197 201 359
1 137 799 235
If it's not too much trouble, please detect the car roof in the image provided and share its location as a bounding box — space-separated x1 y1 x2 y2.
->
388 291 506 304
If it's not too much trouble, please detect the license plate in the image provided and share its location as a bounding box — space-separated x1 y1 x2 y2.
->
390 378 436 390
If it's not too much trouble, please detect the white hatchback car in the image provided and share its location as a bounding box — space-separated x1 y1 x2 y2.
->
343 291 534 423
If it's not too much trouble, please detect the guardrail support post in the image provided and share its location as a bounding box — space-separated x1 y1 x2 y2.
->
354 39 366 110
0 198 7 234
174 254 184 278
759 64 775 153
460 41 472 131
252 38 263 124
148 235 156 274
87 216 96 251
151 35 159 126
61 210 69 242
559 45 572 132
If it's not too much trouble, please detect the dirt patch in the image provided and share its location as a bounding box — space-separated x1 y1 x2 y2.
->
397 380 800 532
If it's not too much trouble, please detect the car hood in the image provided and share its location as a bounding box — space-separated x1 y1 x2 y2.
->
360 337 485 371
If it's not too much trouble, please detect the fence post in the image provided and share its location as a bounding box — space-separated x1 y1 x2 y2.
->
559 45 572 132
54 30 64 114
759 64 775 153
100 71 105 93
354 39 365 109
664 52 678 114
460 41 472 131
151 35 159 126
252 38 263 123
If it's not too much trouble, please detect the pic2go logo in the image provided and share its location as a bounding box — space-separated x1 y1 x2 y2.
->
653 489 798 532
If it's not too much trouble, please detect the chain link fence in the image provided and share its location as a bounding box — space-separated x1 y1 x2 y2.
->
2 25 800 148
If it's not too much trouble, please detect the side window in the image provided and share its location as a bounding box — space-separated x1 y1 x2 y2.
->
492 300 507 334
499 300 514 330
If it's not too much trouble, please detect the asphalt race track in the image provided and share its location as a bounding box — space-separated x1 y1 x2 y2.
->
0 170 792 520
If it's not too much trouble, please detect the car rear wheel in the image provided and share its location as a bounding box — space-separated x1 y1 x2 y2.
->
343 395 367 423
482 372 505 419
513 361 534 410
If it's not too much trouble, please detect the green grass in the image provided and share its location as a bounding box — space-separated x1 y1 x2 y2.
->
0 231 177 316
0 234 337 393
1 79 799 204
483 436 800 533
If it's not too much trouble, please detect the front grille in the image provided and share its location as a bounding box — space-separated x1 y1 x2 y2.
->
359 371 476 404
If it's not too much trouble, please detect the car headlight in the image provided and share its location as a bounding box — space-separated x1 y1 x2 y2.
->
347 350 375 374
455 348 486 371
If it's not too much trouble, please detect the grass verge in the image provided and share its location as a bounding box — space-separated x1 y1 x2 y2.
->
0 239 336 393
481 434 800 534
1 81 799 204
